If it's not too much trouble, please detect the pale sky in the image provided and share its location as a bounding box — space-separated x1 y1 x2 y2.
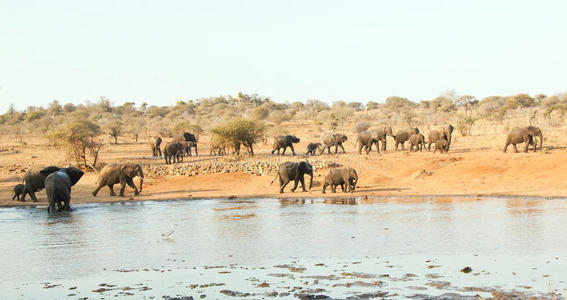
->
1 0 566 112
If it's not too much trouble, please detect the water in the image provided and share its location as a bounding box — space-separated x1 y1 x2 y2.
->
1 197 567 299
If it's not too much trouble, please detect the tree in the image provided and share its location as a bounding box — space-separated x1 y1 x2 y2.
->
306 99 329 126
47 119 104 169
106 120 122 144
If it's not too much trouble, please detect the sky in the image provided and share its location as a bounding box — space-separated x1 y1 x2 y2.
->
0 0 566 112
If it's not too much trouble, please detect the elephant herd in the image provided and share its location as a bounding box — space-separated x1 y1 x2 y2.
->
10 124 543 213
271 161 358 195
270 125 543 156
150 132 199 164
13 162 144 214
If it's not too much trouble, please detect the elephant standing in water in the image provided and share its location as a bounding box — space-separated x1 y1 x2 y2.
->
40 166 84 213
92 163 144 197
394 127 420 151
322 168 358 194
271 161 314 193
173 132 198 156
320 132 348 154
428 125 454 151
271 135 300 155
503 126 543 153
150 137 162 157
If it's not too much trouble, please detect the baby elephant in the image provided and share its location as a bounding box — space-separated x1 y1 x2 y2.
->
306 143 323 155
408 133 425 152
434 139 449 153
12 184 25 201
322 168 358 194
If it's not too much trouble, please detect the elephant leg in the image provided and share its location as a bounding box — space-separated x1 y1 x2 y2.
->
280 179 290 193
290 178 299 192
513 144 519 153
119 180 127 197
327 146 331 154
340 183 345 192
395 142 399 151
322 182 327 194
334 145 338 154
92 183 105 197
299 175 306 192
332 184 337 193
125 177 139 195
290 144 296 156
382 140 386 151
401 142 405 150
109 184 116 196
428 142 432 152
339 143 345 153
282 146 287 155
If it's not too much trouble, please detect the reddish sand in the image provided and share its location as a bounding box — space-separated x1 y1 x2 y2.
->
0 121 565 207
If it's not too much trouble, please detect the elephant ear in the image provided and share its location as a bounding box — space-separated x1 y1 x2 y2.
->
447 124 454 134
40 166 61 178
65 167 84 186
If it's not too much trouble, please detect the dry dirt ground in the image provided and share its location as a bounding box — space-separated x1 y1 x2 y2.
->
1 121 566 207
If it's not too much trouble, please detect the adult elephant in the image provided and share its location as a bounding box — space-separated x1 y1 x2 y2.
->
21 166 60 202
322 167 358 194
271 135 300 155
164 142 183 164
355 130 380 155
320 132 348 154
503 126 543 153
40 166 84 213
149 137 162 157
372 126 394 151
394 127 420 151
270 161 314 193
173 132 198 156
92 163 144 197
428 125 454 151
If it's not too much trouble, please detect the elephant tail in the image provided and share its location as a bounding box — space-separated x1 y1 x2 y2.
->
269 173 279 185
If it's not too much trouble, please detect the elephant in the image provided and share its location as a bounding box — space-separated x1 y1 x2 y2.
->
428 125 454 151
408 133 425 152
306 143 323 155
210 134 228 156
40 166 84 213
92 163 144 197
394 127 420 151
164 142 184 164
180 141 197 157
12 184 25 201
271 135 301 155
173 132 198 156
150 137 162 157
355 130 380 154
434 139 449 153
503 126 543 153
270 161 314 193
320 132 348 154
373 126 395 151
322 168 358 194
21 166 60 202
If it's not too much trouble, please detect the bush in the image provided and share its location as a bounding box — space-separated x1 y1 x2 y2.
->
211 118 265 155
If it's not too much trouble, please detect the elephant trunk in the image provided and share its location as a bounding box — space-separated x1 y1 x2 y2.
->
539 133 543 150
308 170 313 190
